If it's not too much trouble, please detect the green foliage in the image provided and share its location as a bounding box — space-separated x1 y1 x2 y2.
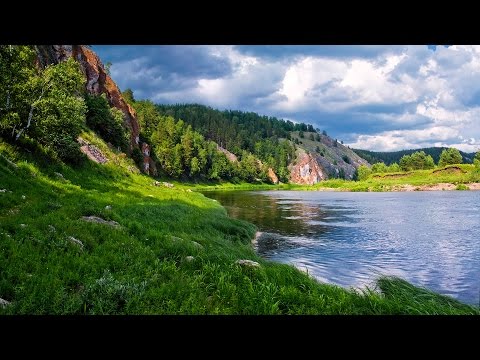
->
475 151 480 162
85 94 128 150
399 151 435 171
299 131 304 138
357 165 372 181
315 146 320 153
315 134 321 142
342 155 351 164
387 162 401 172
371 162 388 173
121 88 135 106
438 148 463 167
309 133 315 141
354 147 474 166
338 167 345 179
0 48 87 164
456 183 469 190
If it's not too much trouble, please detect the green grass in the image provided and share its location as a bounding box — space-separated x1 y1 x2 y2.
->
1 136 478 314
191 164 480 193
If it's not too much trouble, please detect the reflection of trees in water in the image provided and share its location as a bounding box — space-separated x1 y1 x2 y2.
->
206 191 336 237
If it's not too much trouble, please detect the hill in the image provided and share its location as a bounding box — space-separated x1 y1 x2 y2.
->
353 147 476 165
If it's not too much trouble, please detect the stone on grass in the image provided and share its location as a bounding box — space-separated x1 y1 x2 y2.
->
68 236 84 250
185 256 195 262
105 205 112 210
20 224 27 228
192 241 204 250
81 216 120 228
235 259 261 268
0 189 6 193
48 225 56 232
54 172 64 179
0 298 11 308
21 195 26 200
163 182 174 188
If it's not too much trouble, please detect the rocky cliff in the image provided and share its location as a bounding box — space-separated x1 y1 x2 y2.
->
288 131 370 184
34 45 156 175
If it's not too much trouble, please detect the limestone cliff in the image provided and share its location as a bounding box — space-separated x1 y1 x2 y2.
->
288 131 370 184
34 45 156 176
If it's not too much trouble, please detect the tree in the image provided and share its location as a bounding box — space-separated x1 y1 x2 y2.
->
315 133 321 142
299 131 304 138
309 133 315 141
357 165 371 181
438 148 462 167
371 162 388 173
342 155 351 164
315 146 320 153
387 162 401 173
322 130 327 136
400 151 435 171
122 88 135 105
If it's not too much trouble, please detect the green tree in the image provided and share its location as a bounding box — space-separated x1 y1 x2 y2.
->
315 133 321 142
315 146 320 153
357 165 371 181
474 151 480 168
438 148 463 167
371 162 388 173
400 151 435 171
299 131 304 138
387 162 401 173
85 94 128 150
309 133 315 141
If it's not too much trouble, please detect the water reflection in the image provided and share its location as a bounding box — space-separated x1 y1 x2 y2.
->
203 190 480 305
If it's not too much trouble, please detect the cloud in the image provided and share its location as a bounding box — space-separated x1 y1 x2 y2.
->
93 45 480 153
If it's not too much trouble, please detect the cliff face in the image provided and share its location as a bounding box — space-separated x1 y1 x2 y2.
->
34 45 155 176
289 152 328 185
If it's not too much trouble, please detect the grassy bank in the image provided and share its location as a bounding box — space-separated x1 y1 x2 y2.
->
191 164 480 192
1 136 478 314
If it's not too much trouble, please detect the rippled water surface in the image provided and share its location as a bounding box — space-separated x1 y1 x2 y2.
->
203 190 480 305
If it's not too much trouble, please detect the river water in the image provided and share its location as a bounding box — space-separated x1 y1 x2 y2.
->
203 190 480 305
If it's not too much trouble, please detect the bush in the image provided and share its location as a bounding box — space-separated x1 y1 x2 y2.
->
342 155 351 164
439 148 462 167
357 165 371 181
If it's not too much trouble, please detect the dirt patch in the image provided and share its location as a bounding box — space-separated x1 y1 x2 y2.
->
432 166 465 175
467 183 480 190
78 137 108 164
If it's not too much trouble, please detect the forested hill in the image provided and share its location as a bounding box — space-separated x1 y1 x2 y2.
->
155 104 315 155
353 147 476 165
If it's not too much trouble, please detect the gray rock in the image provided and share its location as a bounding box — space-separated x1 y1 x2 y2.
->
105 205 112 210
0 298 11 308
192 241 204 250
54 172 64 179
185 256 195 262
153 181 161 186
20 224 27 228
48 225 56 232
81 216 120 228
235 259 261 268
67 236 84 250
21 195 26 200
171 236 184 242
163 182 174 188
0 189 6 193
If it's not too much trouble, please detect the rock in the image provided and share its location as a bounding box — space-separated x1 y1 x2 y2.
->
163 182 174 188
186 189 192 192
0 298 11 308
235 259 261 268
268 168 279 184
67 236 84 250
105 205 112 210
21 195 26 200
48 225 56 232
185 256 195 262
20 224 27 228
81 216 120 228
54 172 64 179
192 241 204 250
78 139 108 164
0 189 6 193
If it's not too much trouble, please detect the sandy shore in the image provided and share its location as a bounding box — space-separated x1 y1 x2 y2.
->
314 182 480 192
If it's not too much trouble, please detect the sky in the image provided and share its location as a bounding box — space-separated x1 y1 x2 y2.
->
92 45 480 153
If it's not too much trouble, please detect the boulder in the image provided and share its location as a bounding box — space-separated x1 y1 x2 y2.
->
0 298 11 308
81 216 120 228
67 236 84 250
185 256 195 262
235 259 261 268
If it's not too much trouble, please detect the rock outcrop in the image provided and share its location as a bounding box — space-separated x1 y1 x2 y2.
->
268 168 279 184
289 152 327 185
34 45 155 176
217 145 238 162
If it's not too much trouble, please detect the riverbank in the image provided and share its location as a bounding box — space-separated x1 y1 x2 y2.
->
1 138 478 314
192 164 480 193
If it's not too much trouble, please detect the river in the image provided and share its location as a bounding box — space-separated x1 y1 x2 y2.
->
203 190 480 305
